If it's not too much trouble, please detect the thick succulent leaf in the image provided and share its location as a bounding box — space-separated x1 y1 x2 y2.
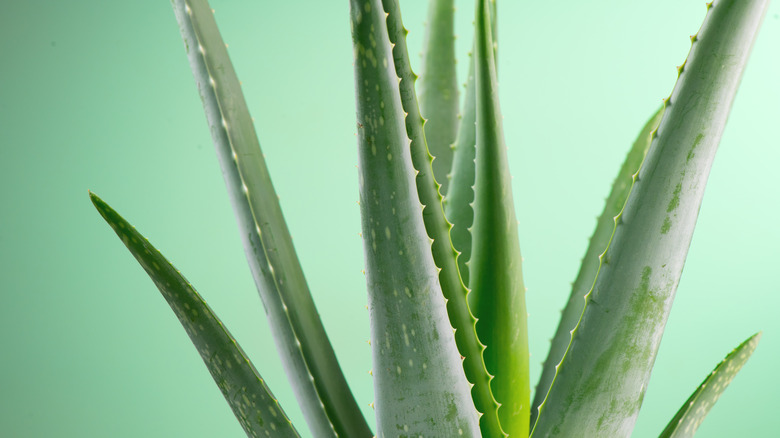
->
468 0 530 435
381 0 501 436
350 0 480 436
659 333 761 438
531 107 664 424
90 192 300 438
531 1 769 436
418 0 458 195
170 2 371 437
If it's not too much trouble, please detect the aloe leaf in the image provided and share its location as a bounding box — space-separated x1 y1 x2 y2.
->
445 55 476 286
381 0 502 436
89 192 300 438
469 0 530 435
530 1 769 436
489 0 497 68
444 3 496 287
170 2 371 436
418 0 458 195
659 333 761 438
350 0 480 435
530 107 664 425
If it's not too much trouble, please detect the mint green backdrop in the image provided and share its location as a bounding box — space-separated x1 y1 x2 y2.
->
2 1 778 437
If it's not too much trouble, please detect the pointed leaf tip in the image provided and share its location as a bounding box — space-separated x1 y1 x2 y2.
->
171 1 371 435
90 195 301 437
531 0 769 435
659 332 761 438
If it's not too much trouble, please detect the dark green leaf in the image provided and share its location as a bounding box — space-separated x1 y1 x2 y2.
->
469 0 529 435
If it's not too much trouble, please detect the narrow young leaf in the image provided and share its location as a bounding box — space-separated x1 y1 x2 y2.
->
469 0 530 435
531 1 769 436
381 1 502 436
350 0 480 435
418 0 458 195
445 2 494 289
659 333 761 438
445 55 476 286
170 2 371 436
89 192 300 438
531 107 664 424
489 0 497 69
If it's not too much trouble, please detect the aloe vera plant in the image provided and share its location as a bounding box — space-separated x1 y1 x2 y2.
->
90 0 769 436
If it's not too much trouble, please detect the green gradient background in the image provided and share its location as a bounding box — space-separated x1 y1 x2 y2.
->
2 1 778 436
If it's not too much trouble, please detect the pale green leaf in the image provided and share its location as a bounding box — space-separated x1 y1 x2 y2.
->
418 0 458 194
531 107 664 425
382 0 502 435
531 1 769 436
171 1 370 436
349 0 480 435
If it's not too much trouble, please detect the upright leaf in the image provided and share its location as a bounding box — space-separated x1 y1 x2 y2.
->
445 3 495 288
90 193 300 438
469 0 530 435
170 2 371 436
350 0 480 435
445 55 477 286
659 333 761 438
531 107 664 424
489 0 497 68
531 1 769 436
382 0 502 435
418 0 459 195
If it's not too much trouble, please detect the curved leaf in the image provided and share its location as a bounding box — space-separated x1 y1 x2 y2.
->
90 192 300 438
659 333 761 438
531 107 664 424
531 1 769 436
